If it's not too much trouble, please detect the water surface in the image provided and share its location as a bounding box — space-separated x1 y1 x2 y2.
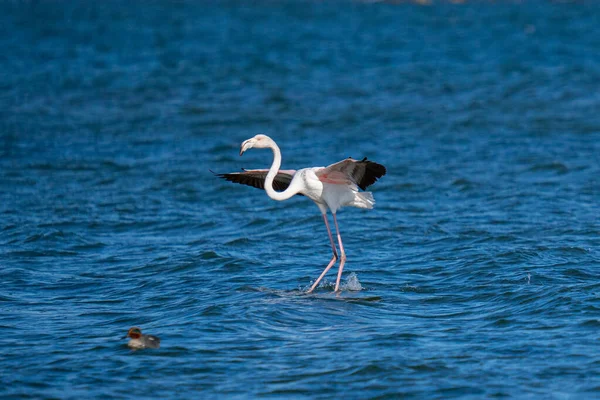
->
1 1 600 398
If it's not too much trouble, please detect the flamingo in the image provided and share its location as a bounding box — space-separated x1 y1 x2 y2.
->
215 134 386 293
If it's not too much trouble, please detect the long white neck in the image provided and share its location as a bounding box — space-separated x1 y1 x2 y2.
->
264 140 299 201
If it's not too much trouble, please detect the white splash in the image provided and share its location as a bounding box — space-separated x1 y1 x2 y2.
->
303 272 363 292
341 272 363 291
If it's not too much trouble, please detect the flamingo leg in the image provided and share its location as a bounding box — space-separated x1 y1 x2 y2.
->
307 214 338 293
333 213 346 292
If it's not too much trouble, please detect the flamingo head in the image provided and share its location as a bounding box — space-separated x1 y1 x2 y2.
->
239 134 272 156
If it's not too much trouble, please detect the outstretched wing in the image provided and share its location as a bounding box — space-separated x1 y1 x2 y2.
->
315 157 386 190
213 169 301 194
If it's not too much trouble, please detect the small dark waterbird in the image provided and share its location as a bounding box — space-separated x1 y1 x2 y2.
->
124 327 160 349
215 134 386 292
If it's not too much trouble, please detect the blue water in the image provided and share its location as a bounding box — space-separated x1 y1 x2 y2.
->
2 1 600 398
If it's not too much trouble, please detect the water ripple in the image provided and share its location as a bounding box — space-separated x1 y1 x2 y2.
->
2 1 600 399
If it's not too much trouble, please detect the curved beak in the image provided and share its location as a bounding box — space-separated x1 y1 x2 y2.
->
239 139 253 156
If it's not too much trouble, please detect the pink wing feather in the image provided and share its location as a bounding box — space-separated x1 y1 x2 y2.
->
315 158 386 190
